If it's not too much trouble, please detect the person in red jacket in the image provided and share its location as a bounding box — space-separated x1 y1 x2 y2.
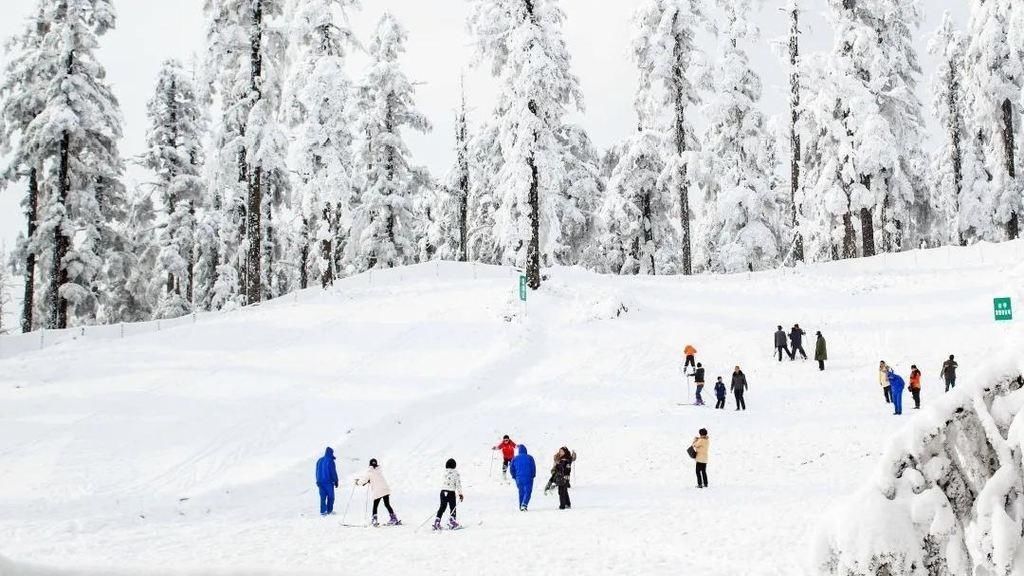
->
492 435 517 480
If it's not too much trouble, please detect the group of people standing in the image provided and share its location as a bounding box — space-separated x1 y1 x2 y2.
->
684 346 750 410
494 436 577 512
878 355 959 415
774 325 828 371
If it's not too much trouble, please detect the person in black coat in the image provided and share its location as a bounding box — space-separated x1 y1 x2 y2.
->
789 324 807 360
774 326 793 361
731 366 748 410
694 363 706 405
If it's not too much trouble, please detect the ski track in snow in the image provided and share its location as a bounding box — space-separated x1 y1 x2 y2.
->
0 244 1022 575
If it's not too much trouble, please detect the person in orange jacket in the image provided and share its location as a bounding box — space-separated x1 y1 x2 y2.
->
683 345 697 374
909 365 922 409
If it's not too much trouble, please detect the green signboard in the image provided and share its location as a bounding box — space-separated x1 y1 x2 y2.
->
994 297 1012 321
519 275 527 302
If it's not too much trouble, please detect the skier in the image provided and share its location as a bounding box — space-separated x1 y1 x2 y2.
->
683 344 697 373
774 326 793 361
315 447 339 516
552 446 576 509
509 445 536 511
433 458 464 530
814 331 827 371
789 324 808 360
909 365 922 409
691 428 710 489
879 361 892 403
714 377 727 409
941 355 958 392
731 366 748 411
492 435 517 480
694 363 706 405
356 458 400 526
887 368 906 416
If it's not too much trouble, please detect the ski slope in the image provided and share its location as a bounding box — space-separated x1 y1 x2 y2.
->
1 243 1022 576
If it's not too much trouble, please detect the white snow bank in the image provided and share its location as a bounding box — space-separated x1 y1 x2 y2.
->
813 351 1024 575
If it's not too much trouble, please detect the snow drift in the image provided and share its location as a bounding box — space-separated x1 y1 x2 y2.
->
814 357 1024 575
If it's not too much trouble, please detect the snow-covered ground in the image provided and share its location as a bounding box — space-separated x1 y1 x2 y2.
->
1 243 1022 575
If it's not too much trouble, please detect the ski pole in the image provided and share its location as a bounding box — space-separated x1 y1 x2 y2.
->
339 485 356 524
415 512 436 533
363 485 370 523
489 449 496 478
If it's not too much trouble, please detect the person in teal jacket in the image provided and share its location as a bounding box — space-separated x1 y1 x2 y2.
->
887 369 905 416
510 445 536 511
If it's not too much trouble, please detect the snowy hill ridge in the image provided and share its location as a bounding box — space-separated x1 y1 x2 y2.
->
814 357 1024 576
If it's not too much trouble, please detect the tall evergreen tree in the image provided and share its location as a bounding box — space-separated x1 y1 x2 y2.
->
468 0 586 289
785 0 804 263
285 0 357 289
0 1 47 332
632 0 704 276
19 0 126 328
965 0 1022 240
698 0 780 273
348 13 431 272
448 77 471 263
143 59 206 319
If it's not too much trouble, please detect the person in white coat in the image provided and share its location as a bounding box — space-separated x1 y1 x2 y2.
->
356 458 400 526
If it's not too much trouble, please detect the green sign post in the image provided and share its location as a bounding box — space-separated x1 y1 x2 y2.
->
519 275 528 302
994 297 1013 321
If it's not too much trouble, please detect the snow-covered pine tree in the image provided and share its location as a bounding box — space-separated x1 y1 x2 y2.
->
448 77 471 262
698 0 780 273
554 124 600 266
0 2 47 333
928 13 992 247
800 0 926 261
103 188 158 323
786 0 804 263
203 0 288 305
143 59 206 319
348 13 431 272
468 0 586 289
964 0 1022 241
0 245 10 334
285 0 357 289
599 127 671 275
632 0 704 276
466 120 502 265
18 0 126 328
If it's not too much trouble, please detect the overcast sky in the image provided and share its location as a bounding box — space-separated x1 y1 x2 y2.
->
0 0 969 252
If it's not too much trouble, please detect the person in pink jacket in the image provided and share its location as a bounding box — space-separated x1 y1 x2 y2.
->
356 458 401 526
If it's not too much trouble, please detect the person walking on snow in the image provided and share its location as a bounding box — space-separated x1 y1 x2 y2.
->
691 429 710 488
941 355 958 392
433 459 464 530
775 326 793 361
683 344 698 374
789 324 807 360
552 446 576 509
315 447 339 516
694 363 706 405
492 435 517 480
887 368 906 415
356 458 400 526
879 361 892 403
509 445 537 511
714 377 727 409
909 365 922 410
544 447 576 494
814 331 827 371
731 366 748 410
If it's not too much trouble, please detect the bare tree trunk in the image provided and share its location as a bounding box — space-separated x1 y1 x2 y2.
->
49 130 71 329
456 80 470 262
672 23 693 276
641 190 655 275
526 118 541 290
187 201 195 305
842 210 856 259
321 204 335 289
947 60 965 246
789 2 804 262
860 207 876 258
21 167 39 333
1002 98 1018 240
245 0 264 305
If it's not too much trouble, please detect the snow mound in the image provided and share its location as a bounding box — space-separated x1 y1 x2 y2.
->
814 359 1024 575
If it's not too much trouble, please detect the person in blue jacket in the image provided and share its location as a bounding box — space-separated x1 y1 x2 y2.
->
509 445 537 511
315 447 339 516
887 369 906 416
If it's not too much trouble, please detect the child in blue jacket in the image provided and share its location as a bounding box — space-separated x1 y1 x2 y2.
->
714 377 727 409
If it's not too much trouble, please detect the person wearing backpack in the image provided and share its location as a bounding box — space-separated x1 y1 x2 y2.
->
690 429 710 489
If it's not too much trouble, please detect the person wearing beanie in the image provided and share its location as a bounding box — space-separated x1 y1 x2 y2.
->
433 458 464 530
356 458 400 526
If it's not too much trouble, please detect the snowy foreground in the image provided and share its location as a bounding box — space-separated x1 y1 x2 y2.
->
1 243 1023 576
